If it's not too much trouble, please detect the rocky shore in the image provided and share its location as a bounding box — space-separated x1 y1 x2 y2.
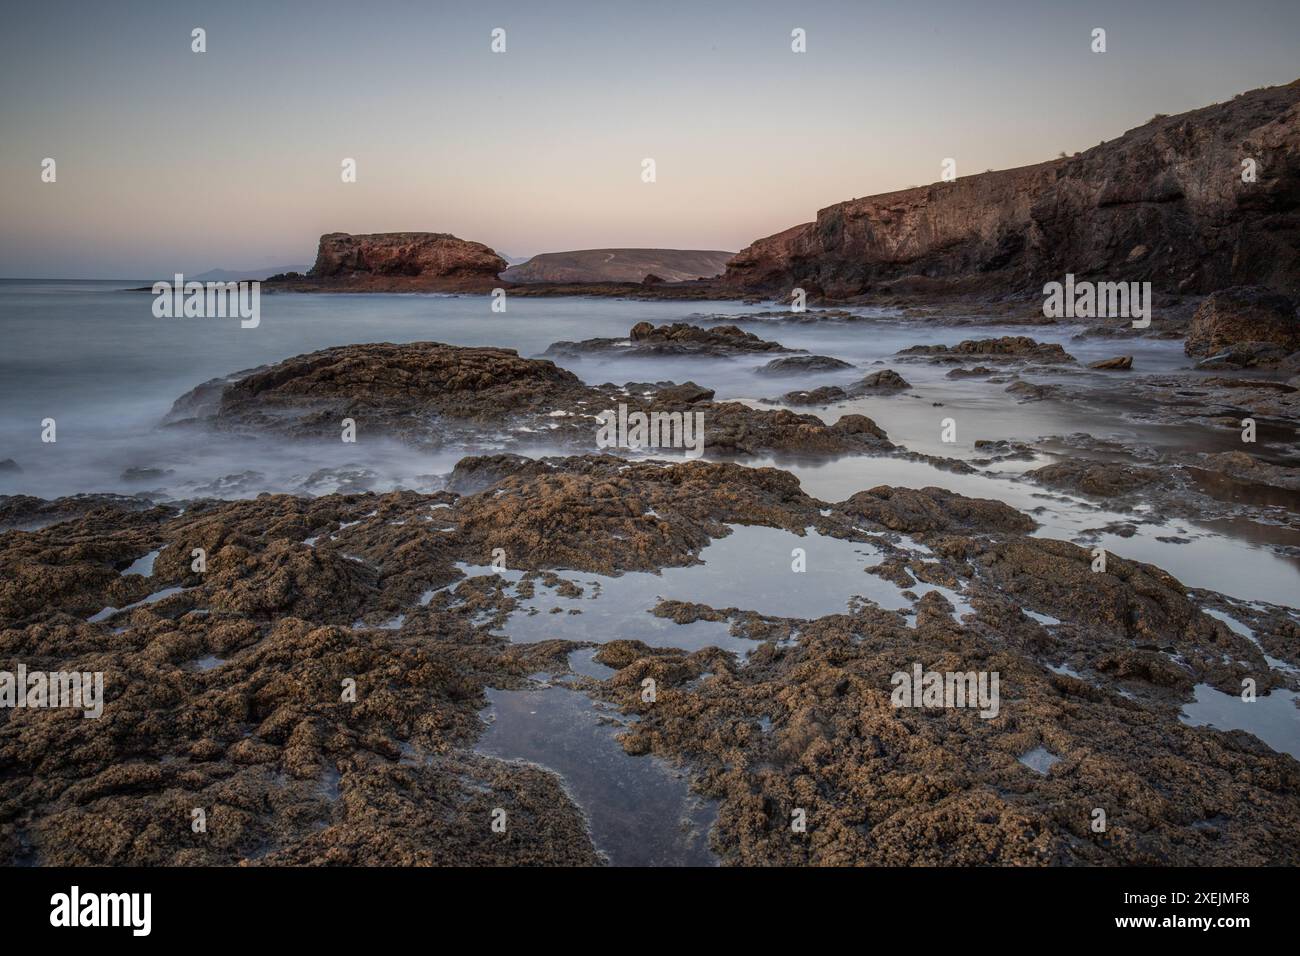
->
160 340 894 458
3 280 1299 866
6 76 1300 869
2 446 1297 865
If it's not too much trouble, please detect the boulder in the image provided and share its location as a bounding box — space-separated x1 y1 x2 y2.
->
1184 287 1299 358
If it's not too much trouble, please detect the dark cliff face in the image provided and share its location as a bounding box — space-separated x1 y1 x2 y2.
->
724 80 1300 298
286 232 508 291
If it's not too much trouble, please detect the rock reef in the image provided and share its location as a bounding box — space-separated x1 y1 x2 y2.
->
3 453 1296 866
163 342 894 458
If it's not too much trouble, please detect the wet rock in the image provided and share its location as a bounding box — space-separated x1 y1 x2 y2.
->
166 343 886 459
0 494 161 532
857 369 912 391
780 386 849 406
690 308 867 326
899 337 1075 365
1005 380 1059 402
545 322 789 358
1088 355 1133 370
778 369 910 405
3 449 1298 867
1027 460 1166 498
1196 452 1300 492
654 381 715 404
840 485 1038 535
1185 287 1300 361
446 454 551 495
757 355 855 375
0 459 21 474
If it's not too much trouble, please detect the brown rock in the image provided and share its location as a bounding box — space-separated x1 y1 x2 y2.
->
272 232 507 292
857 369 912 390
722 81 1300 297
1184 286 1299 358
1027 459 1165 497
757 355 854 375
900 337 1075 364
548 322 788 357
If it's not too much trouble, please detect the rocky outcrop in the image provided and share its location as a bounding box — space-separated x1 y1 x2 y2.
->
857 369 912 391
723 80 1300 297
501 249 734 284
779 369 911 405
1185 286 1299 364
1027 459 1167 498
163 342 894 458
757 355 854 375
544 322 791 358
268 233 508 292
898 336 1075 364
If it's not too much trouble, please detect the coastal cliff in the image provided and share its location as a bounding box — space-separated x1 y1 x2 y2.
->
723 80 1300 298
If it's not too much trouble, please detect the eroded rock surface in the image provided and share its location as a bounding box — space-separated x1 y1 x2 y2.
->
1185 287 1300 367
544 322 791 358
722 80 1300 298
267 232 508 293
4 454 1295 866
163 342 894 458
898 336 1075 365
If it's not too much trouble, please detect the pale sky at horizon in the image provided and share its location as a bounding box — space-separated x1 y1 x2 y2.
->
2 0 1298 278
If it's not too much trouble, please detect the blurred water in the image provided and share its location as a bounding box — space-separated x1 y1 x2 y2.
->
0 279 1200 499
2 280 1296 609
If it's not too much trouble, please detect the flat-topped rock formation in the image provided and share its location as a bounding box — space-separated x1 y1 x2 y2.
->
268 232 508 292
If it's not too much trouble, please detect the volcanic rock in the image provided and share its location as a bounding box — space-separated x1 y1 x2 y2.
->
544 322 790 358
899 337 1075 364
1027 460 1166 498
164 342 892 458
268 232 508 292
1184 287 1300 362
757 355 855 375
722 80 1300 297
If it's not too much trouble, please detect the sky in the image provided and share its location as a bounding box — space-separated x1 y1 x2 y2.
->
1 0 1298 278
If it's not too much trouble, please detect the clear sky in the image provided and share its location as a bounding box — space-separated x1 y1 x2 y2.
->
2 0 1297 277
